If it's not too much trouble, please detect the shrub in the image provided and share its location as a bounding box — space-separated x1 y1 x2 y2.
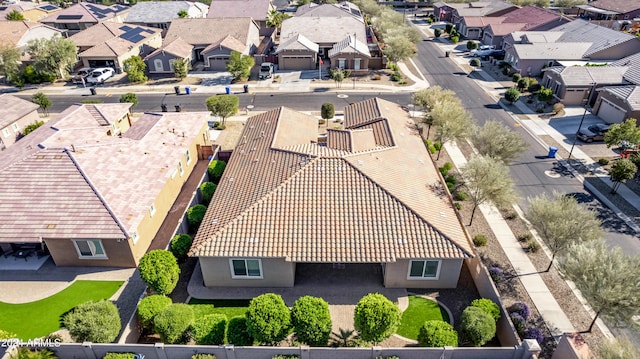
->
391 71 402 82
321 103 335 120
272 356 298 359
535 107 544 113
170 234 193 261
103 354 135 359
509 312 526 335
445 174 456 187
508 302 531 320
434 28 442 38
433 142 442 151
246 293 291 344
454 191 468 201
63 300 121 343
154 303 194 344
139 250 180 295
13 348 57 359
471 298 500 322
440 162 453 175
227 316 254 346
445 23 453 34
504 88 520 104
119 93 138 107
137 295 172 331
518 233 531 242
207 160 227 183
517 77 530 90
454 202 462 210
387 63 399 71
354 293 401 344
598 158 610 165
537 87 554 103
417 320 458 347
192 355 216 359
527 240 540 253
460 306 496 346
504 211 517 220
450 35 459 43
527 81 541 93
498 61 507 69
187 204 207 231
0 330 16 339
428 144 437 154
553 102 564 115
502 67 510 76
473 235 487 247
291 296 332 346
524 328 543 344
470 58 481 67
488 266 504 283
200 182 217 205
466 40 478 51
512 74 522 83
193 314 227 345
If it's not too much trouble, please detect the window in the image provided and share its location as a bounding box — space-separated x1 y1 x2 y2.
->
149 204 156 217
230 259 262 278
354 58 361 70
338 59 345 70
154 59 164 72
178 161 184 176
185 149 191 164
131 232 139 244
73 240 107 259
2 128 9 138
11 123 19 132
408 260 440 280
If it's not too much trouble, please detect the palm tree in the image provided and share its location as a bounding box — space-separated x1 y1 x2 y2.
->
266 10 290 30
330 328 358 347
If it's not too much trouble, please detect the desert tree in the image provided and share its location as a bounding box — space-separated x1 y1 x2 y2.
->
431 99 474 159
526 191 603 272
32 92 51 116
27 36 77 80
604 118 640 149
460 155 516 225
598 337 640 359
0 45 21 83
172 58 190 80
226 51 254 81
124 55 147 83
206 95 239 125
5 9 24 21
412 86 456 137
559 239 640 332
471 120 528 164
610 158 637 194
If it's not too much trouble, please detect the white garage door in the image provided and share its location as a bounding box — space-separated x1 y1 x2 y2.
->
597 99 626 124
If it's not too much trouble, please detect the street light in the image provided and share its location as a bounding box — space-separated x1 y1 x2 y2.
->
568 84 596 161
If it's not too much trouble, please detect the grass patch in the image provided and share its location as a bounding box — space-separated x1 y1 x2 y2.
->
0 280 123 340
396 295 450 340
188 299 250 320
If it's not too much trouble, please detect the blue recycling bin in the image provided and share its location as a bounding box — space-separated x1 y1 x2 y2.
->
225 86 231 94
548 146 558 158
185 86 191 95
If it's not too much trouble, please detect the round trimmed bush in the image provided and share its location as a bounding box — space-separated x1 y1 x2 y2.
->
291 296 332 346
509 302 530 320
200 182 217 205
154 303 194 344
137 295 172 331
139 250 180 295
246 293 291 345
460 306 496 347
63 300 121 343
504 88 521 104
434 28 442 38
187 204 207 231
524 327 543 344
193 314 227 345
470 58 481 67
103 354 135 359
207 160 227 183
454 191 468 201
471 298 500 322
417 320 458 347
354 293 401 344
473 234 487 247
227 316 254 346
170 234 193 261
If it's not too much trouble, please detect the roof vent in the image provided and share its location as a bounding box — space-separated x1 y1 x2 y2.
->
46 224 56 229
316 165 324 171
397 238 407 245
248 237 259 243
211 218 218 224
228 177 234 183
357 160 364 165
440 211 446 217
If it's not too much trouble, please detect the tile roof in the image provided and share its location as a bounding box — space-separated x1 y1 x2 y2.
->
41 2 128 24
486 22 527 36
147 37 193 59
275 33 319 53
586 0 640 14
600 86 640 111
500 5 567 29
280 16 366 44
441 0 516 17
206 0 273 21
551 19 638 57
125 1 208 23
202 34 246 54
328 34 370 57
462 16 506 27
164 18 257 47
71 23 161 57
0 94 39 129
513 42 592 60
548 66 629 86
611 52 640 85
0 104 209 243
191 98 473 262
296 1 363 21
0 20 60 47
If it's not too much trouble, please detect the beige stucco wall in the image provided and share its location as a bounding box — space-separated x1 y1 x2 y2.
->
329 53 370 71
383 258 463 288
0 109 40 150
45 237 137 267
199 257 296 287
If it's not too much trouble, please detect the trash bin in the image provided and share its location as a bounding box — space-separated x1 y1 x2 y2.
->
445 50 450 57
90 87 97 96
548 146 558 158
243 84 249 93
161 103 168 112
225 86 231 94
185 86 191 95
175 104 181 112
174 85 180 95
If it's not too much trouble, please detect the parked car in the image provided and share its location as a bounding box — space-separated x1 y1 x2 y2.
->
86 68 115 84
71 67 93 84
259 62 275 80
470 45 496 57
490 49 505 60
577 124 610 143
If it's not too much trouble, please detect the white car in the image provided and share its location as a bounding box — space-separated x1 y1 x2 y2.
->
470 45 496 57
86 68 115 84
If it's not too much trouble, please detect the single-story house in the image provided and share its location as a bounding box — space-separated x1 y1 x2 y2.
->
458 16 505 40
40 2 130 36
328 34 370 74
190 98 474 289
274 33 318 70
0 104 212 267
0 94 40 151
145 37 194 74
296 1 363 21
592 86 640 124
0 20 63 51
280 16 365 59
125 1 208 33
432 0 516 26
541 66 630 106
162 18 260 70
206 0 274 36
70 22 162 73
576 0 640 21
0 3 62 22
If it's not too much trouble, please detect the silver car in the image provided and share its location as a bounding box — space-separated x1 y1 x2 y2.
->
577 124 610 143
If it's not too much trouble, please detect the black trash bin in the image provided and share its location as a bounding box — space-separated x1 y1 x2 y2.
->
243 84 249 93
175 104 182 112
90 87 97 96
161 103 168 112
174 86 180 95
445 50 451 57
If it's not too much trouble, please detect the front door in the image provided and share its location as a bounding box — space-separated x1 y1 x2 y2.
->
354 58 361 70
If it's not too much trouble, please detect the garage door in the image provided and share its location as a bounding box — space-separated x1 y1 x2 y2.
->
280 56 314 70
597 99 626 124
207 56 229 71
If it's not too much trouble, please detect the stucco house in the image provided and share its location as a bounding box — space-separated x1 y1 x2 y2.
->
274 33 319 70
161 18 260 71
328 34 370 74
0 20 63 51
125 1 208 33
40 2 129 36
541 66 629 106
190 98 474 289
0 3 61 22
145 37 194 74
70 22 162 73
433 0 516 25
576 0 640 21
0 94 40 151
206 0 274 36
0 104 212 267
295 1 363 20
591 53 640 123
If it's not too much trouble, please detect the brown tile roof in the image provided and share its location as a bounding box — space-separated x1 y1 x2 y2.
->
0 94 39 129
191 98 473 262
0 20 59 47
588 0 640 14
164 18 257 47
202 35 246 54
206 0 273 21
148 37 193 59
501 5 567 29
70 22 161 57
462 16 505 27
41 2 129 24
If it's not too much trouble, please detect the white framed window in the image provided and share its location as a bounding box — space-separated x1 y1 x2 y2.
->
73 239 107 259
338 59 345 70
2 128 9 138
408 260 440 280
154 58 164 72
178 161 184 176
230 258 263 278
185 149 191 164
11 123 19 132
171 168 178 179
131 232 139 244
149 204 156 217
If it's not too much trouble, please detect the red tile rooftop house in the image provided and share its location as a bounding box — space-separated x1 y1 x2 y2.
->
190 98 474 289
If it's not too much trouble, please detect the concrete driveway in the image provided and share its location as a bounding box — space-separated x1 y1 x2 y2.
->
547 107 618 159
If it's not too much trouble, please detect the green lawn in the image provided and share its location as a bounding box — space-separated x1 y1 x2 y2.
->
188 299 250 320
396 295 450 340
0 280 123 340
